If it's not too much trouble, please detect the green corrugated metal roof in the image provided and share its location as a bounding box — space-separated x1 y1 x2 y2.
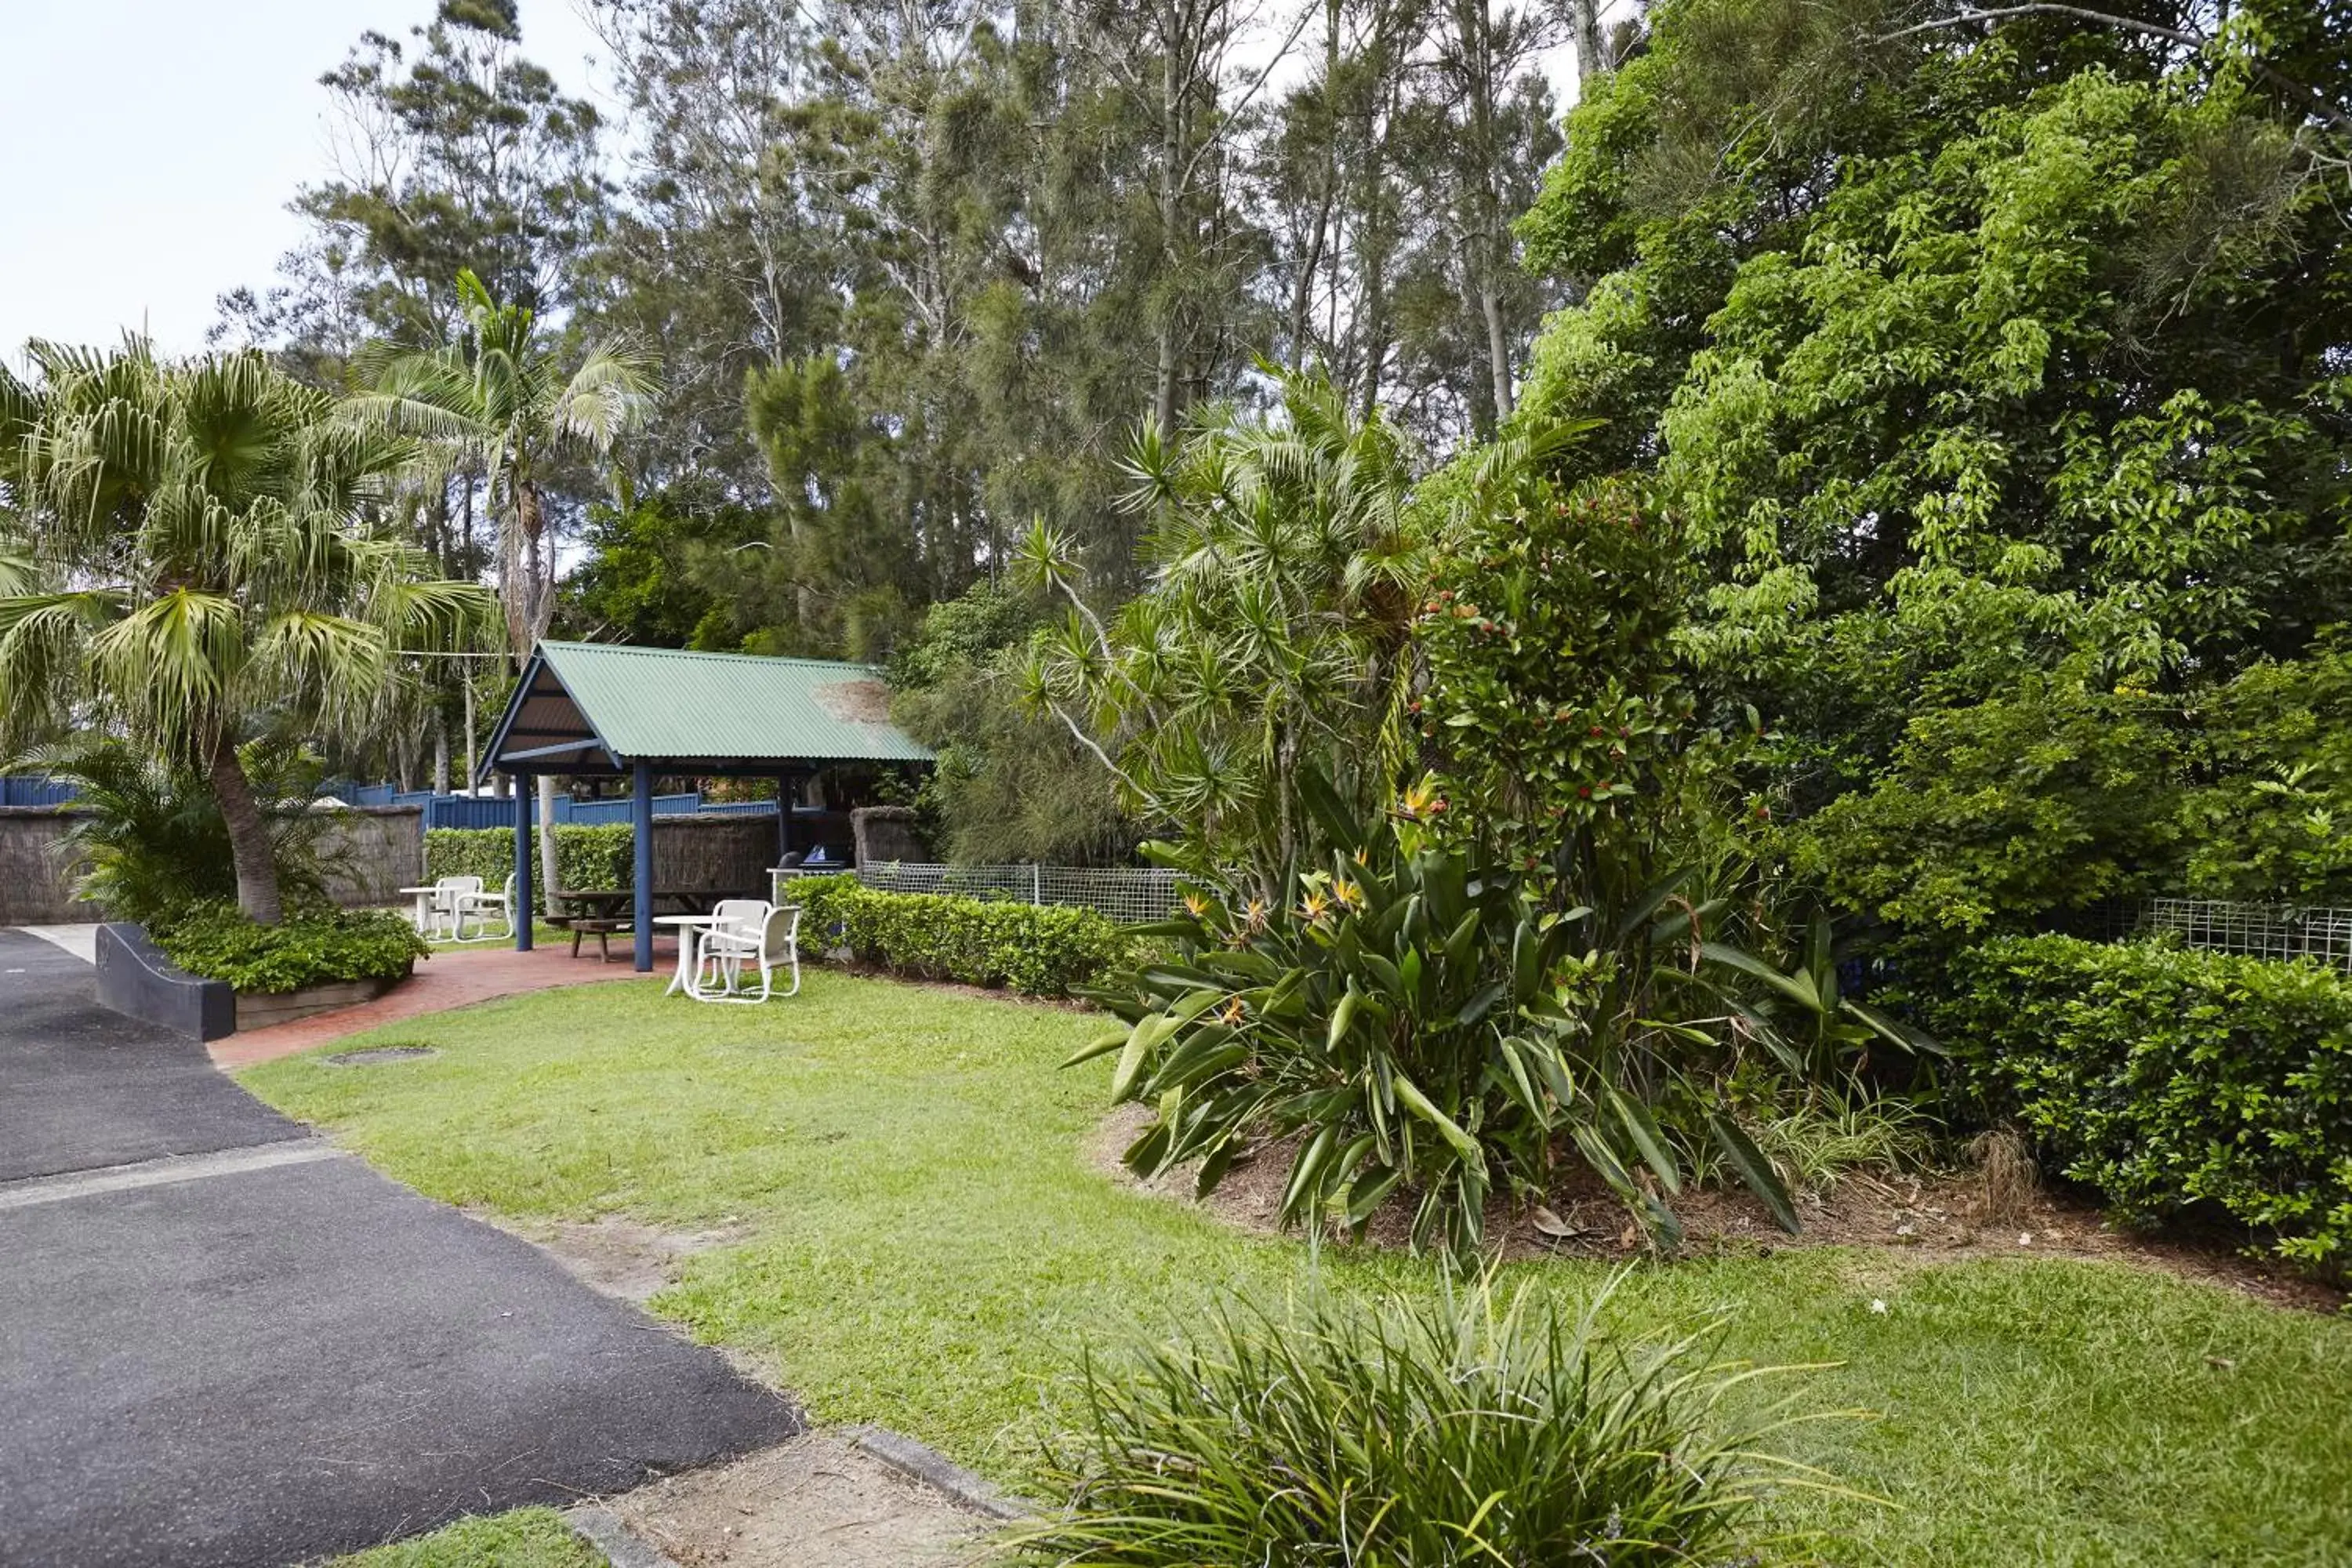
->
537 641 933 764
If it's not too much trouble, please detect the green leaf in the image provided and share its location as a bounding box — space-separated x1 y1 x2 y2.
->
1708 1111 1801 1235
1297 759 1365 852
1457 980 1507 1025
1698 941 1822 1013
1327 983 1360 1052
1280 1123 1342 1221
1605 1084 1682 1195
1844 999 1947 1057
1061 1026 1130 1069
1392 1073 1481 1164
1110 1013 1178 1100
1610 866 1693 946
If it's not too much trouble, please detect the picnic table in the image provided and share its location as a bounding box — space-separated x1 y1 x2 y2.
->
552 887 725 961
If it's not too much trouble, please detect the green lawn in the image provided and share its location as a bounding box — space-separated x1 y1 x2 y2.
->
328 1507 595 1567
243 971 2352 1567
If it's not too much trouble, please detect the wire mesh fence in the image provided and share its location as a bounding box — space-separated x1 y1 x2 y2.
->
2103 898 2352 973
775 861 1185 925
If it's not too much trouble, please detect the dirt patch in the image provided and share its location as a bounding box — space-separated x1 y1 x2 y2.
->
1087 1106 2344 1313
492 1214 750 1305
610 1433 993 1567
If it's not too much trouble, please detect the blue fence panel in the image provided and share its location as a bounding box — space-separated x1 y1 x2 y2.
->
391 789 436 809
349 783 397 808
423 797 520 830
2 775 79 807
563 793 700 826
696 800 782 817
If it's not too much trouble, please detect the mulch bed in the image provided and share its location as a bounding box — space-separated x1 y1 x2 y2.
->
1088 1105 2346 1314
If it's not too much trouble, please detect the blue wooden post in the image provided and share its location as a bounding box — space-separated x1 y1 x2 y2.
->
512 772 533 952
633 760 655 972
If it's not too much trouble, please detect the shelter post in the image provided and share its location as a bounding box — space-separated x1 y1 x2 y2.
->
633 760 655 972
776 771 797 867
512 771 534 952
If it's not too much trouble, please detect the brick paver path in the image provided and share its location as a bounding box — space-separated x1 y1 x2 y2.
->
212 942 670 1069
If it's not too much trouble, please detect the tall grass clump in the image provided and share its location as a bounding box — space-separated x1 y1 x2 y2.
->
1010 1272 1839 1566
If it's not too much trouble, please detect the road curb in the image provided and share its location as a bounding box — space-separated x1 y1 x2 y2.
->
852 1425 1033 1521
564 1504 683 1568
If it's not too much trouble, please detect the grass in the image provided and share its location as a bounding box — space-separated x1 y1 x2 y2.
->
421 918 572 953
241 969 2352 1567
327 1507 596 1567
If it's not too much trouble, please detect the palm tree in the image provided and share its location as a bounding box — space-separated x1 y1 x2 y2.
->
0 343 492 923
347 269 655 660
347 270 655 900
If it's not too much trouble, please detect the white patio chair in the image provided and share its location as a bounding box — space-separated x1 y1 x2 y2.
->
691 902 800 1003
452 872 516 942
427 875 482 941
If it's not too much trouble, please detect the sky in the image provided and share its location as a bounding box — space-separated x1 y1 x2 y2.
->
0 1 1589 368
0 0 610 363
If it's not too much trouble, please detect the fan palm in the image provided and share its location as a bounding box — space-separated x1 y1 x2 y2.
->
0 343 492 922
345 269 655 659
345 270 655 902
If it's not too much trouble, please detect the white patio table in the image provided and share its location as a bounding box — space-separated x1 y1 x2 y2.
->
397 884 445 938
652 913 725 996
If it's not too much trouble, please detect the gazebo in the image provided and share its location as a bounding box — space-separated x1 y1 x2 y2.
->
477 641 932 971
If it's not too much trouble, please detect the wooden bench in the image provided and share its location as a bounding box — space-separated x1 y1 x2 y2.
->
568 918 631 962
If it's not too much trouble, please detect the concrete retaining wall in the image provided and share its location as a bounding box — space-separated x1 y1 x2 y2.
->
0 805 425 924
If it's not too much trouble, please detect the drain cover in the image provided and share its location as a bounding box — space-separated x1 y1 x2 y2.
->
324 1045 438 1066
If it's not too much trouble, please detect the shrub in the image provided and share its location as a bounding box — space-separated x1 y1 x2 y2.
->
1010 1272 1822 1566
423 824 634 911
786 873 858 942
1933 935 2352 1271
1076 767 1836 1257
786 874 1129 996
152 904 428 993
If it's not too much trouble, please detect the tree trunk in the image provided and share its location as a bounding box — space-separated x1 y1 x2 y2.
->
1571 0 1605 91
1152 8 1185 436
538 772 562 916
464 678 481 797
207 737 282 925
1482 281 1515 423
434 712 451 796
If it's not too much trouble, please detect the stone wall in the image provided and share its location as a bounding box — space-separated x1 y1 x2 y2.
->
0 805 423 924
851 806 928 866
319 808 425 906
0 808 98 924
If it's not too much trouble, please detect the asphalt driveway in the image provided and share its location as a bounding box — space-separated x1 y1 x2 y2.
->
0 928 798 1566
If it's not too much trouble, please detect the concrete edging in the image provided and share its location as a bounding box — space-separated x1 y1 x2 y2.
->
852 1425 1034 1522
559 1426 1033 1568
562 1506 682 1568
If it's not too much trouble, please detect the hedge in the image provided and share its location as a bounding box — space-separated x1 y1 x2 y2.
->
1932 934 2352 1272
787 873 1130 996
152 904 429 993
423 825 635 913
